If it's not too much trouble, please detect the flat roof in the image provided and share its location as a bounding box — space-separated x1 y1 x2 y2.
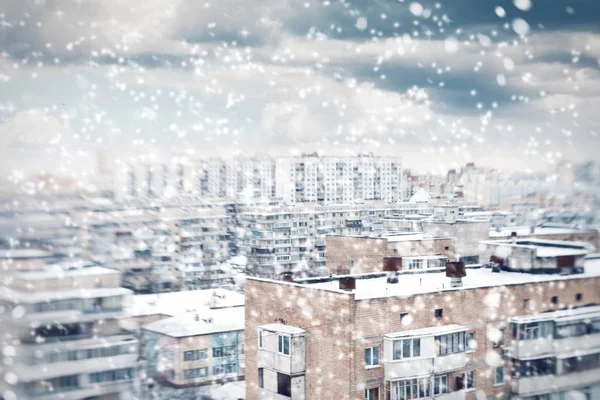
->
480 239 591 258
12 264 119 280
259 323 306 335
489 226 598 238
142 307 244 337
271 258 600 300
127 288 244 318
0 286 132 304
384 324 465 339
511 305 600 324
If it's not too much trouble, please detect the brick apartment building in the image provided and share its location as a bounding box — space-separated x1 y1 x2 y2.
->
325 234 454 275
245 247 600 399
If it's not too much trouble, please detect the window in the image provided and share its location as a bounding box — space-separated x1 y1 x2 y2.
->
400 313 409 322
89 368 133 383
392 338 420 360
213 347 223 358
562 352 600 374
184 367 208 380
433 374 448 395
462 370 475 390
391 378 429 399
466 332 476 352
444 246 449 250
523 299 530 309
277 373 291 397
555 322 587 338
494 366 504 386
225 363 237 374
364 346 380 367
278 335 290 355
576 293 582 301
493 328 505 347
365 387 380 400
407 259 424 270
213 365 224 375
435 309 443 318
184 349 207 362
258 368 264 388
435 331 465 356
551 296 558 304
512 357 556 377
513 322 553 340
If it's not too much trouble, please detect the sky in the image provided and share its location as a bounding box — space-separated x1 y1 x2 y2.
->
1 0 599 180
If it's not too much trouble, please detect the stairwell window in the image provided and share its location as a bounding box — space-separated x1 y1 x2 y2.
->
462 370 475 390
364 346 380 368
494 366 504 386
278 334 290 356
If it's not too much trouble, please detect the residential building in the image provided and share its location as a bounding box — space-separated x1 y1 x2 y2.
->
245 257 600 400
141 303 245 388
0 250 138 400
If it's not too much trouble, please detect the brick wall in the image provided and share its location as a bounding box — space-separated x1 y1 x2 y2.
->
245 278 355 400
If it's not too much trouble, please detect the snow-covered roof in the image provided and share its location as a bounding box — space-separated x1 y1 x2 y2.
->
12 265 118 280
481 239 591 258
142 306 244 337
385 324 465 339
292 258 600 300
127 288 244 318
489 225 598 238
511 305 600 324
259 323 306 335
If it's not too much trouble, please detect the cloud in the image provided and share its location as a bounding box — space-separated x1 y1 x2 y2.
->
0 108 75 149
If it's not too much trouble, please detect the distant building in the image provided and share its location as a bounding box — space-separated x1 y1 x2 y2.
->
0 250 138 400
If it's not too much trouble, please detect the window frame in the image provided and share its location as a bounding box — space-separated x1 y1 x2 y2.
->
493 366 504 386
462 370 475 391
465 332 476 353
433 374 448 396
392 338 421 360
364 386 380 400
364 345 380 368
277 334 291 356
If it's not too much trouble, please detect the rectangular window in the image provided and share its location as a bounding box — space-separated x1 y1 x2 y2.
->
213 347 223 358
494 366 504 386
513 357 556 377
400 313 409 322
392 338 421 360
277 373 292 397
391 378 429 399
365 346 380 367
576 293 582 301
435 331 466 356
365 387 379 400
494 328 505 347
433 374 448 395
462 370 475 390
278 335 290 355
551 296 558 304
184 349 207 362
258 368 264 388
466 332 476 352
184 367 208 380
523 299 530 309
562 353 600 374
213 365 224 376
435 308 443 318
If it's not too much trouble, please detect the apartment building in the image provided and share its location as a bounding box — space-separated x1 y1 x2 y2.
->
106 154 403 205
0 250 138 400
141 302 245 388
245 253 600 399
239 202 431 278
489 225 600 252
85 206 233 292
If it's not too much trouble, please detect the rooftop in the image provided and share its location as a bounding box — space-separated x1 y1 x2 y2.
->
481 238 591 258
489 225 598 238
142 306 244 337
511 304 600 324
12 264 119 280
252 258 600 301
127 288 244 318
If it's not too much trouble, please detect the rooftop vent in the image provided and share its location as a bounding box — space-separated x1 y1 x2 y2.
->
339 277 356 291
387 271 399 284
446 262 466 288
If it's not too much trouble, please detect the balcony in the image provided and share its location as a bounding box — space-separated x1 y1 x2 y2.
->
434 391 466 400
511 333 600 360
511 367 600 397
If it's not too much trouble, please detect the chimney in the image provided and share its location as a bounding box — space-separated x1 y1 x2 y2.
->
281 272 294 283
446 262 466 288
339 277 356 291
